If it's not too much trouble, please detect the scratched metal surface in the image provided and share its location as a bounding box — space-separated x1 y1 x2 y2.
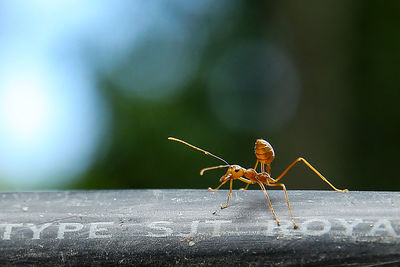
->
0 189 399 266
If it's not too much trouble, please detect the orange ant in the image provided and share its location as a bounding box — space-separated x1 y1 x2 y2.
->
168 137 348 229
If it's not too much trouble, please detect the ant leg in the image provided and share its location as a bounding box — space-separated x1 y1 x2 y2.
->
221 179 233 209
274 157 348 192
208 179 229 192
257 182 280 226
266 163 271 174
239 183 250 191
239 177 252 190
254 160 259 170
254 161 270 174
268 183 298 229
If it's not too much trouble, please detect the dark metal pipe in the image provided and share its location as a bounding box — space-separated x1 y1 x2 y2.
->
1 190 399 266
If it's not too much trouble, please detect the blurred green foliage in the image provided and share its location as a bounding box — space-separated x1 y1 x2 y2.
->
68 1 399 191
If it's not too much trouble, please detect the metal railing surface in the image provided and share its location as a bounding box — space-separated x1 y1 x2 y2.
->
0 189 399 266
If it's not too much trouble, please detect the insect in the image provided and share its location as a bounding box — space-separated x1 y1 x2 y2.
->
168 137 348 229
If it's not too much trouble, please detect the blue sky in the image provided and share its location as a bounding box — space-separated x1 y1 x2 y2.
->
0 0 226 188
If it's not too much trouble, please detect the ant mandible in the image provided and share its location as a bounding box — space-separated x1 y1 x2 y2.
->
168 137 348 229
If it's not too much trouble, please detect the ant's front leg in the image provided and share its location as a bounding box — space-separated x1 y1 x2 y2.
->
208 179 228 192
221 179 233 209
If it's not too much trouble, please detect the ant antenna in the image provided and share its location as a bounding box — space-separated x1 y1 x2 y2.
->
168 137 229 165
200 165 230 175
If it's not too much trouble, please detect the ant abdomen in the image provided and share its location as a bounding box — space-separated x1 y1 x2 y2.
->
254 139 275 165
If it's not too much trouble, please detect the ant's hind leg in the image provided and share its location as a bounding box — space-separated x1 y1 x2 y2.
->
257 182 280 226
221 179 233 209
274 157 348 192
268 183 298 229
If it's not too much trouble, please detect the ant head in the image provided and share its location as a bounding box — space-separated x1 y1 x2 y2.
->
219 165 245 182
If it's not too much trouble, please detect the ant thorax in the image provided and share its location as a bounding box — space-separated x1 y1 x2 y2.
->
257 172 272 184
243 168 257 180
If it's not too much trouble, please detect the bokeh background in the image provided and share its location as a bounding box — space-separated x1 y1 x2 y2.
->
0 1 398 191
